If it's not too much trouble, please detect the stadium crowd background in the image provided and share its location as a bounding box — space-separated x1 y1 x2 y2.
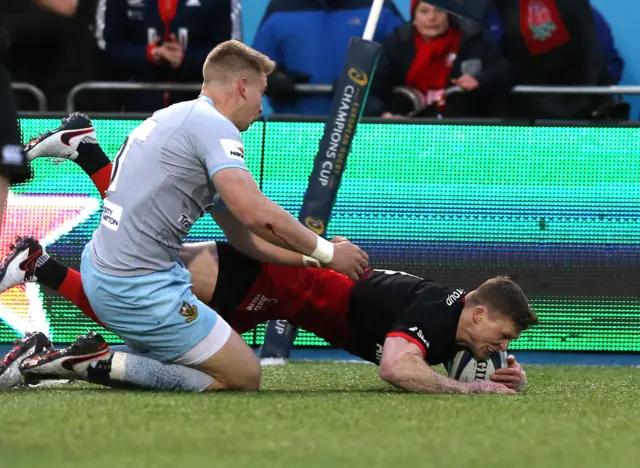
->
2 0 638 120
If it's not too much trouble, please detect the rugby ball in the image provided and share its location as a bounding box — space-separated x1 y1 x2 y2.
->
447 350 508 381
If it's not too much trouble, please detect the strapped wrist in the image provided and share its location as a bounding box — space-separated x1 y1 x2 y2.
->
310 236 334 264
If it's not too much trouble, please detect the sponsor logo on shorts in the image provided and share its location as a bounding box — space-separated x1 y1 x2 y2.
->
246 294 278 312
304 216 325 235
179 302 198 323
348 68 368 86
101 199 122 231
219 139 245 161
446 289 465 306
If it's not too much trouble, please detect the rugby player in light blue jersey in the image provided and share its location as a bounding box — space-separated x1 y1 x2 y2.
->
8 40 368 393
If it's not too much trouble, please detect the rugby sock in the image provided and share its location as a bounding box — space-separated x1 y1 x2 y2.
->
75 140 112 198
89 164 112 199
86 352 215 392
35 257 103 326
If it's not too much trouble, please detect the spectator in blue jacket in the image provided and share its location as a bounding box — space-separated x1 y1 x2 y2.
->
95 0 236 112
252 0 404 116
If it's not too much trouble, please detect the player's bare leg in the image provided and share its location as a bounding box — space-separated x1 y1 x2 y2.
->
153 242 259 390
180 330 261 391
178 242 220 306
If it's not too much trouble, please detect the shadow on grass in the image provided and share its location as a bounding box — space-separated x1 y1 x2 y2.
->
22 383 398 396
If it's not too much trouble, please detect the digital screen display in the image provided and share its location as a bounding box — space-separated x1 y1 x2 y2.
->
3 119 639 351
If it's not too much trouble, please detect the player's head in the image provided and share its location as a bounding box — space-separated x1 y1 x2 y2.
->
201 40 275 131
459 276 537 359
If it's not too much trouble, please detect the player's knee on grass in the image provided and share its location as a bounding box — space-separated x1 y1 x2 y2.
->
195 330 261 392
171 312 259 391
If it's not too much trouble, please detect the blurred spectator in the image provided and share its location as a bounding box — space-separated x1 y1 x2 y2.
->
95 0 235 112
252 0 403 116
491 0 608 120
591 8 624 85
487 5 624 84
364 1 511 119
2 0 106 111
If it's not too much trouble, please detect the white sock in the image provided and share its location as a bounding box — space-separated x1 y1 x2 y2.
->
87 351 214 392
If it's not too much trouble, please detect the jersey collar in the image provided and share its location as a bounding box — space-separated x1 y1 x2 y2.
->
198 95 215 108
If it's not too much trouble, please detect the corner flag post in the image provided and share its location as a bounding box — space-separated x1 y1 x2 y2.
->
259 0 386 360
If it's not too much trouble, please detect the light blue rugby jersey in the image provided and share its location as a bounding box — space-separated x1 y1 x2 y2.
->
89 96 248 276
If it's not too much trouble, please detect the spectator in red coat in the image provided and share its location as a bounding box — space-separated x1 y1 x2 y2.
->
365 1 511 119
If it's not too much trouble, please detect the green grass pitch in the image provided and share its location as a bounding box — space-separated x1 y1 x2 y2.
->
1 362 639 468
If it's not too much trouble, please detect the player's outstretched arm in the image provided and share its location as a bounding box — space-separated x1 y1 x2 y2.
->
212 209 310 267
213 168 330 253
379 337 516 395
213 168 368 279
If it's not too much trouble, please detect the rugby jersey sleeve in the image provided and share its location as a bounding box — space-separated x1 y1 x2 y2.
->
188 110 249 179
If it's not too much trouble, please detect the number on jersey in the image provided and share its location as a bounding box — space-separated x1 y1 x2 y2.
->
108 119 158 193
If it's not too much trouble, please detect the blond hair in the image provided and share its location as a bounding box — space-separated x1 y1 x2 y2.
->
202 40 276 84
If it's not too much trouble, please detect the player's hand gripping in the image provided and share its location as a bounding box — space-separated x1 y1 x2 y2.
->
326 236 369 280
466 380 516 395
490 355 527 392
